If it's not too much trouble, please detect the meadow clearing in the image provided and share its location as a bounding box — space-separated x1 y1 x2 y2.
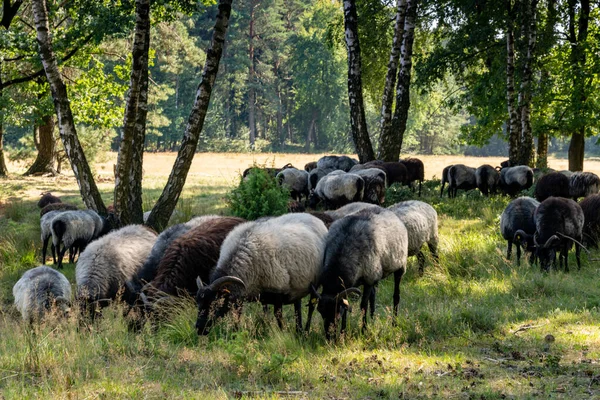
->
1 152 600 399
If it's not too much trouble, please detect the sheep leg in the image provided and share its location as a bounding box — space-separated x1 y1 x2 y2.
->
418 180 422 197
516 243 521 266
294 300 303 334
393 270 404 317
262 304 269 314
57 245 67 269
417 251 426 276
42 236 50 264
306 296 317 332
360 284 373 332
563 243 569 272
428 242 439 263
273 299 284 330
369 286 376 319
506 240 512 260
576 242 581 270
51 243 56 265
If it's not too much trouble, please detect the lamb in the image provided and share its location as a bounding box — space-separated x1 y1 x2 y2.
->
440 165 453 197
534 172 570 202
136 217 246 311
308 171 365 210
499 166 534 196
37 192 62 209
317 155 357 172
76 224 157 316
276 167 309 201
569 172 600 200
533 197 584 272
13 266 71 322
123 215 223 304
304 161 317 172
447 164 477 198
313 208 408 339
40 202 77 217
399 158 425 196
387 201 439 274
51 210 110 268
475 164 500 196
579 194 600 247
195 213 328 335
501 197 540 265
352 168 387 204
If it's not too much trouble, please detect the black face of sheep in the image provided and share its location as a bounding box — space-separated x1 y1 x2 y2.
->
307 190 321 209
534 234 561 272
195 276 245 335
313 287 361 340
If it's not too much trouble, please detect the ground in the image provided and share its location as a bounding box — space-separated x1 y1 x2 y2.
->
0 153 599 399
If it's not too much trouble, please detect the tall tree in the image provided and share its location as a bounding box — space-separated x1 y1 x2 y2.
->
384 0 417 161
247 0 257 148
567 0 590 171
146 0 233 231
114 0 151 226
31 0 106 212
0 62 8 176
342 0 374 162
377 0 407 159
24 114 56 175
506 0 520 166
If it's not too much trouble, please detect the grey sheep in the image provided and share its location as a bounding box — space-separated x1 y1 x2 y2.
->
387 200 439 274
534 197 584 272
325 202 381 220
352 168 387 204
448 164 477 198
313 208 408 339
195 213 328 334
13 266 71 322
308 171 365 210
499 166 534 196
317 155 357 172
51 210 109 269
76 225 157 316
40 210 63 265
308 167 335 192
501 196 540 265
569 172 600 200
276 167 310 201
475 164 500 196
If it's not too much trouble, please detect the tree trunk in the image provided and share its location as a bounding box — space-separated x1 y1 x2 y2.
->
536 130 548 168
386 0 417 162
518 0 538 167
114 0 150 226
343 0 375 163
567 0 590 171
146 0 233 232
31 0 105 213
248 0 257 149
0 63 9 176
506 0 520 166
25 114 56 175
377 0 407 159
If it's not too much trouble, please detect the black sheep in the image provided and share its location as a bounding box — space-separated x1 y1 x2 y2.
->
447 164 477 198
400 158 425 196
440 165 453 197
38 192 62 209
475 164 500 196
534 172 570 202
579 194 600 248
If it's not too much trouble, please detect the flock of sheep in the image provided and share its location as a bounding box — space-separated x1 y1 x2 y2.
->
11 155 600 340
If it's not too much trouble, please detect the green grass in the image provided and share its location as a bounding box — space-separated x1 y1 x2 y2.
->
1 176 600 399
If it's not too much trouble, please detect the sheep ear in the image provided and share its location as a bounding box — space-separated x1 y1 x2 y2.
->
196 276 204 290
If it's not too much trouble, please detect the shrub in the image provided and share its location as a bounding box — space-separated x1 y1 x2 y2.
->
383 183 417 206
226 165 290 220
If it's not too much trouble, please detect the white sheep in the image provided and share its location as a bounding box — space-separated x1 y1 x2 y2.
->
308 171 365 210
13 266 72 322
276 167 309 201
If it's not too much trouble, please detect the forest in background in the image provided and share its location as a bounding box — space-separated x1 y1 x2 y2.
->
3 0 600 170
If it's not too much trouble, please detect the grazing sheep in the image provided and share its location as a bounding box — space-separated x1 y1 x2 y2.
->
475 164 500 196
534 172 570 202
440 165 453 197
13 266 71 322
137 217 246 311
317 155 357 172
308 172 365 210
76 225 158 316
307 212 335 228
499 166 534 196
195 213 328 334
367 161 408 186
313 208 408 339
580 194 600 248
400 158 425 196
447 164 477 198
325 202 381 220
123 215 223 304
304 161 317 172
387 201 439 274
40 202 77 217
308 167 335 192
242 163 295 179
41 210 62 265
37 192 61 209
569 172 600 200
501 197 540 265
276 167 309 201
534 197 584 272
51 210 108 269
352 168 387 204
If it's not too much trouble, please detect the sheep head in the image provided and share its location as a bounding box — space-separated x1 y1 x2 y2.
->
314 287 361 340
195 276 246 335
535 234 561 272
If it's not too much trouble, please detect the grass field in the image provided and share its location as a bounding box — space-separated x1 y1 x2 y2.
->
1 152 600 399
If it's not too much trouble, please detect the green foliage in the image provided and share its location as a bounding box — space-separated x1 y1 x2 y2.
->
383 183 418 205
226 166 290 220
